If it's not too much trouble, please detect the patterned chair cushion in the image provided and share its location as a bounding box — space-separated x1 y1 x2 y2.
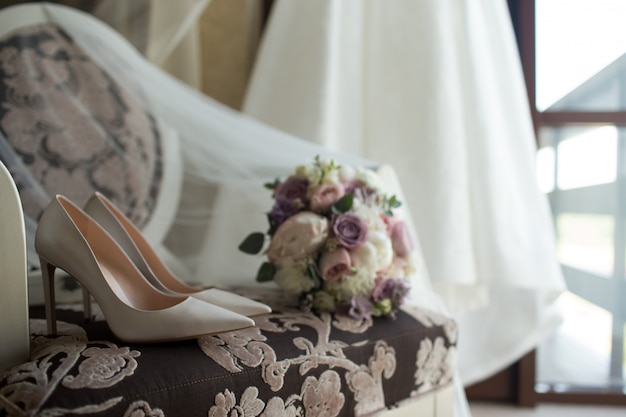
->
0 23 164 234
0 290 457 417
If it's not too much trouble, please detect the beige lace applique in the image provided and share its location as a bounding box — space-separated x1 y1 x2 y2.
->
62 344 140 389
199 326 274 373
0 319 140 416
412 337 456 395
123 400 165 417
301 370 345 417
209 387 265 417
200 312 396 415
332 313 372 333
345 341 396 415
209 370 345 417
261 397 298 417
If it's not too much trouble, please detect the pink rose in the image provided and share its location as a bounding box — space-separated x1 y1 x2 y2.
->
319 248 352 282
267 212 329 262
390 220 414 257
310 183 345 213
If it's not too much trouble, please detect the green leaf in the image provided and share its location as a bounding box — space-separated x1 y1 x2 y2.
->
331 193 354 214
256 262 276 282
238 232 266 254
374 299 393 316
382 195 402 217
264 178 280 190
385 195 401 207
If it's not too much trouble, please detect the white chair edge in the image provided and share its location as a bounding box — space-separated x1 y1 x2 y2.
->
0 159 30 371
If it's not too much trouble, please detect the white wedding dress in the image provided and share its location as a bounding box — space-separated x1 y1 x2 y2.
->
243 0 566 389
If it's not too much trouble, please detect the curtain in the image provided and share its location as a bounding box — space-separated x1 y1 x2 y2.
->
197 0 264 109
23 0 211 89
243 0 566 386
95 0 262 106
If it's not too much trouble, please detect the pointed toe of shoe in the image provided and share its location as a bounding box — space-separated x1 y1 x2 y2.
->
109 297 255 343
192 288 272 317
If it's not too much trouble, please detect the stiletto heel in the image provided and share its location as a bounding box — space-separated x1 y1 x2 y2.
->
40 257 57 335
84 192 271 317
43 256 93 324
35 195 255 343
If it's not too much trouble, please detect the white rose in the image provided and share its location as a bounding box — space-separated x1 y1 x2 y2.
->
350 231 393 274
369 231 394 270
267 212 329 262
295 163 322 185
273 259 315 296
354 167 386 194
338 166 356 183
385 254 418 278
329 269 376 301
327 231 393 301
352 203 387 233
322 169 340 185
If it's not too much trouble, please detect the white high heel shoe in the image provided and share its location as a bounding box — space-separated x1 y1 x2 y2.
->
83 192 271 317
35 195 255 343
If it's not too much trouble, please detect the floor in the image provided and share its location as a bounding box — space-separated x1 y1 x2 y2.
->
536 291 623 388
469 401 626 417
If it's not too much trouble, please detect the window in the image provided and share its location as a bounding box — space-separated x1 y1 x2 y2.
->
511 0 626 405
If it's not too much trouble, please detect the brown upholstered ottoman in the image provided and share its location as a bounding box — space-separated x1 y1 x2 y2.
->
0 288 456 417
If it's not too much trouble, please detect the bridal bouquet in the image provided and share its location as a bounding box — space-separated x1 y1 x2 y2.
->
239 157 415 319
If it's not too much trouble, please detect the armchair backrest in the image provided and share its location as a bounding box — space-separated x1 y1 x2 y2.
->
0 4 183 303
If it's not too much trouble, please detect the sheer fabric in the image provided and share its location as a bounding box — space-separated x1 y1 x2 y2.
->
243 0 566 386
0 3 448 312
75 0 210 88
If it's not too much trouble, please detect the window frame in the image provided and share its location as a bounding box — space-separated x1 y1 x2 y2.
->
510 0 626 405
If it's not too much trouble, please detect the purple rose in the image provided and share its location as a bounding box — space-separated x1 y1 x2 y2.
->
332 213 368 249
274 176 309 204
268 197 301 229
349 296 374 320
372 278 410 307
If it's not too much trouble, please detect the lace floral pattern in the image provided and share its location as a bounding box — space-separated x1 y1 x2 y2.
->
0 293 456 417
199 310 396 416
0 319 140 417
0 24 162 230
